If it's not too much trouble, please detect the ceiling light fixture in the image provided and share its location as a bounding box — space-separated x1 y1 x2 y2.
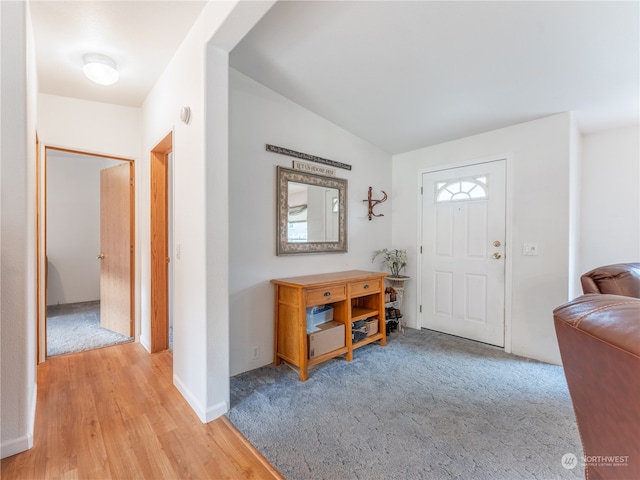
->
82 53 119 86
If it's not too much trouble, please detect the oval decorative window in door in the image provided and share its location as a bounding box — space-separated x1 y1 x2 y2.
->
435 175 488 203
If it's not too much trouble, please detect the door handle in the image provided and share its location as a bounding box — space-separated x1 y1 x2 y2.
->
97 254 105 260
492 252 502 259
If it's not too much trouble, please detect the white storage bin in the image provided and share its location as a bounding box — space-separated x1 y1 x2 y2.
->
306 305 334 332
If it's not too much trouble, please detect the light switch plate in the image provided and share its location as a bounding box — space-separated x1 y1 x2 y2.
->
523 243 538 256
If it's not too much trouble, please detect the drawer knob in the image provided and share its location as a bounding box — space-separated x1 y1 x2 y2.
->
324 291 331 297
363 284 369 289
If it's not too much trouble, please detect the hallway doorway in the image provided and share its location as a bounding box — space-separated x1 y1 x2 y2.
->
40 147 135 358
150 132 173 352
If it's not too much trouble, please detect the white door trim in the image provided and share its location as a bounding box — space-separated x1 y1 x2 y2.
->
416 153 513 353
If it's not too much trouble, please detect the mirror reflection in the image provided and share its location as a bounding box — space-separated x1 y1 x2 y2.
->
277 166 347 255
287 182 339 242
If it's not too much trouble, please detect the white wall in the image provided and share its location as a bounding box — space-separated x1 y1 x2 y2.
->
568 117 582 299
205 45 232 420
140 3 216 421
580 125 640 272
37 94 141 341
38 94 141 158
229 69 393 375
392 113 574 365
46 152 122 305
140 0 274 423
1 0 38 459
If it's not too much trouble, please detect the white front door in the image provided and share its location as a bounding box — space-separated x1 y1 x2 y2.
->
421 160 506 347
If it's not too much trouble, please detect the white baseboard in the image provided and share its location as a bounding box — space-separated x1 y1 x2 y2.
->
29 381 37 440
139 337 151 353
1 433 33 460
1 383 35 459
173 373 206 421
173 374 228 424
205 400 228 423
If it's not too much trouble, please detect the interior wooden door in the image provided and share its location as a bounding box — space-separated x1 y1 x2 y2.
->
150 133 171 352
99 163 133 337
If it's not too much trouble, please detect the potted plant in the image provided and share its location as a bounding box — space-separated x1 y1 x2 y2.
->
372 248 409 287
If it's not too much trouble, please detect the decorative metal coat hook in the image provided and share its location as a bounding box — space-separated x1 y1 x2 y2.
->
363 186 387 221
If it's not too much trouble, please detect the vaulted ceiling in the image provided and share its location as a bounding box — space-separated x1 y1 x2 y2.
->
230 1 640 153
30 1 639 154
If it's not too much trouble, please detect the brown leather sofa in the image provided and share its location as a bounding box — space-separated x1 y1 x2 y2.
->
580 262 640 297
554 294 640 480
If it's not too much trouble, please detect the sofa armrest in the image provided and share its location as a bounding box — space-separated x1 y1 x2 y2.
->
553 294 640 480
554 294 640 356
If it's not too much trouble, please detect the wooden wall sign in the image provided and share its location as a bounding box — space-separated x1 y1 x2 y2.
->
292 160 336 177
266 144 352 171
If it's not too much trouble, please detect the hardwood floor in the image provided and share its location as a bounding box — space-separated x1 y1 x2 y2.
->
1 342 283 480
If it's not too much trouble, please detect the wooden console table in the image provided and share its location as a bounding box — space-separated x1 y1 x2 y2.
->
271 270 387 381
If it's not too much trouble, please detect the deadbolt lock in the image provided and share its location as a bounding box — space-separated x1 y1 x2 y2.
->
493 240 501 247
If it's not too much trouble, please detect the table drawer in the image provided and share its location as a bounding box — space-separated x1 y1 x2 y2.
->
306 285 346 305
350 279 381 297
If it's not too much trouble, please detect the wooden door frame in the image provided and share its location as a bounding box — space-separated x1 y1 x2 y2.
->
36 134 42 363
37 146 135 362
150 132 172 353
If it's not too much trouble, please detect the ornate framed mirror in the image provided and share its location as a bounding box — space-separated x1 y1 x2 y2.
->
276 166 347 255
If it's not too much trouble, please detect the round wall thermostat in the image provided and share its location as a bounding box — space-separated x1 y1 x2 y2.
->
180 106 191 124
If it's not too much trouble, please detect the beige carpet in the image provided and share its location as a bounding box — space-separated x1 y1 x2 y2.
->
229 328 583 480
47 301 131 356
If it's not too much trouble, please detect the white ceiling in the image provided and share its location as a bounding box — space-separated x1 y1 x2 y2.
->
30 1 639 155
230 1 640 154
29 0 207 107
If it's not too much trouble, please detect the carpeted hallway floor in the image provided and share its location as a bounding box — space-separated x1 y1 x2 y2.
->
229 328 583 480
47 300 132 357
